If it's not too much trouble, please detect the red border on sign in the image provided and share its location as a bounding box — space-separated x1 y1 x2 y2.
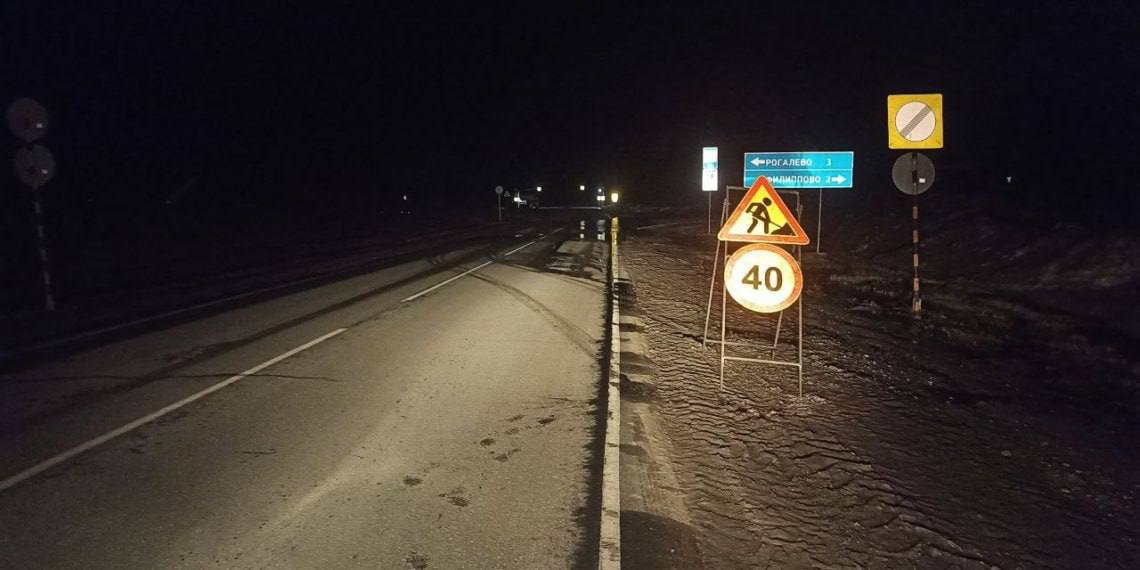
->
723 243 803 313
717 176 810 245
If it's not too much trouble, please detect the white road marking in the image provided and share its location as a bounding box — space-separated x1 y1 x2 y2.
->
0 328 348 494
599 219 622 568
400 259 496 302
401 237 542 303
502 238 540 256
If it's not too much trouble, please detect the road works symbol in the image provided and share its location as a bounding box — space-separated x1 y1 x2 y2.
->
717 176 810 245
725 243 803 313
888 93 943 149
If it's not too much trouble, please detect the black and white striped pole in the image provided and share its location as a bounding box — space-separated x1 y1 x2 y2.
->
7 98 57 312
28 181 55 312
892 151 935 314
911 155 920 313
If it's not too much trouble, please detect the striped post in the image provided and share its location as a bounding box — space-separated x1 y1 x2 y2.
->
30 186 55 312
911 152 921 313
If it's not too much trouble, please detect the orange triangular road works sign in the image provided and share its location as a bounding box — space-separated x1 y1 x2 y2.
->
717 176 810 245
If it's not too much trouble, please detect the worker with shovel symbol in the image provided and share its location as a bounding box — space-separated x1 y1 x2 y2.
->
745 197 794 236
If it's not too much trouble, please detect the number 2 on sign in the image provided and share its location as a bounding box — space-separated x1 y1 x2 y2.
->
741 265 782 291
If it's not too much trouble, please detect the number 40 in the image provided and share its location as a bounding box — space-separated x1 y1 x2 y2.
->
742 265 782 291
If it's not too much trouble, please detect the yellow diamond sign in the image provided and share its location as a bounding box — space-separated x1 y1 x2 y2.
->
887 93 943 149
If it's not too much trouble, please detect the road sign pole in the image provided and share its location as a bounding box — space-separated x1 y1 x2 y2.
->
30 185 55 312
911 153 921 314
8 98 56 312
707 191 712 234
497 194 501 222
816 188 823 254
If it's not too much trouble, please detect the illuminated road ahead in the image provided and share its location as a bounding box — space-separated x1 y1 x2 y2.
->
0 220 609 568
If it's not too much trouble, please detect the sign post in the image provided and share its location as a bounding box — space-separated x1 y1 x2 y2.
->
888 93 944 314
744 151 853 253
494 185 504 222
702 147 718 234
8 98 56 312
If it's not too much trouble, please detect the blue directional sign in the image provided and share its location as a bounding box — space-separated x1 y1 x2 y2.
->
743 151 854 189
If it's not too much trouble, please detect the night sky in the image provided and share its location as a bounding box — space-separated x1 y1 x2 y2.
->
3 2 1138 224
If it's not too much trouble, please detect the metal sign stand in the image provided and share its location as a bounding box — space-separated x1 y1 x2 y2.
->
702 186 806 397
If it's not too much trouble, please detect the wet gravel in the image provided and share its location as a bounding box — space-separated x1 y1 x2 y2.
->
621 223 1139 569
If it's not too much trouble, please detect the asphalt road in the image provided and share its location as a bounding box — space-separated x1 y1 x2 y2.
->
0 217 610 569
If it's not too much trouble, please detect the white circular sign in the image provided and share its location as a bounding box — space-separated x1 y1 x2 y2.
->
724 244 802 313
6 98 50 143
14 144 56 188
894 101 936 143
495 185 504 195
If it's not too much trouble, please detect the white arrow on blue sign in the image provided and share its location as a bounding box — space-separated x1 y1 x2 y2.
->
744 151 854 189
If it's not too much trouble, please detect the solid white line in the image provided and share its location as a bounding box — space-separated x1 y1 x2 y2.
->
599 220 622 569
0 328 348 494
400 237 541 303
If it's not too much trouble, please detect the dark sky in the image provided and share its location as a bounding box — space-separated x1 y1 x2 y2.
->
3 2 1138 223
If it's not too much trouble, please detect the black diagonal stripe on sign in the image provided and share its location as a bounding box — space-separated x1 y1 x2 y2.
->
899 105 933 138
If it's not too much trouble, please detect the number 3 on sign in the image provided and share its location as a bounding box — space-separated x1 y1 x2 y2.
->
725 244 803 313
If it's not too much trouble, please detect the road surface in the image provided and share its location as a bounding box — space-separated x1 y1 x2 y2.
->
0 217 610 569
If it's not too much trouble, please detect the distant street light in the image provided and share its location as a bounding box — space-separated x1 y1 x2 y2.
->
536 186 542 192
610 192 620 204
579 184 585 191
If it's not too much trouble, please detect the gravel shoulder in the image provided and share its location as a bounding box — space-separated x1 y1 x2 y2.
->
619 215 1139 569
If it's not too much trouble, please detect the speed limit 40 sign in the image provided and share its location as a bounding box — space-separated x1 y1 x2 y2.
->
724 244 802 313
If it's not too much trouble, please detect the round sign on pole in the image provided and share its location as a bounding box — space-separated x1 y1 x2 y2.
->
892 152 936 195
14 144 56 188
894 101 936 143
6 98 50 143
495 185 504 195
724 243 803 313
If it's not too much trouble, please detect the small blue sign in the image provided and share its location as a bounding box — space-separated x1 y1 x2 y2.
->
744 151 854 189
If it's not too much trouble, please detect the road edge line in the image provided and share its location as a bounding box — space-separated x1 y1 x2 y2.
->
598 218 622 569
0 327 348 494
